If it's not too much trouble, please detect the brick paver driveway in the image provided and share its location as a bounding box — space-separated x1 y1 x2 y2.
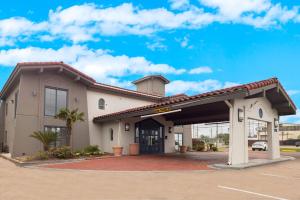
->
42 150 272 171
43 154 214 171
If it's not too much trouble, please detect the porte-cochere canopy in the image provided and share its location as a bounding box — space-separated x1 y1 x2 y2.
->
93 78 296 124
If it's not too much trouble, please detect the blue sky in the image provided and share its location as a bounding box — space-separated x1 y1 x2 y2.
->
0 0 300 122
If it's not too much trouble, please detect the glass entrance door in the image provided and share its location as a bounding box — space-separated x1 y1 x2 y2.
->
175 133 183 151
135 119 164 154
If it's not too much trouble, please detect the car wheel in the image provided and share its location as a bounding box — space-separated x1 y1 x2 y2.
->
252 149 255 151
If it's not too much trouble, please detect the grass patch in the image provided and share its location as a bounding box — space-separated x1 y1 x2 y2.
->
280 148 300 152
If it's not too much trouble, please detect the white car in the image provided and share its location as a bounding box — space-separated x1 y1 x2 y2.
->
252 141 268 151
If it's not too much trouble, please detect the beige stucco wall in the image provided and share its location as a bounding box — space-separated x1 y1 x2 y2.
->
229 97 279 165
4 83 19 155
10 71 89 156
0 101 5 149
87 89 156 151
136 78 165 96
99 116 175 155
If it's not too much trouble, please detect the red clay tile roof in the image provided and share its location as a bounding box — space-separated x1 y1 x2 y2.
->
0 62 163 100
17 62 96 82
94 77 296 121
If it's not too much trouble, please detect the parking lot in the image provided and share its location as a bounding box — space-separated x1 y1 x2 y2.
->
0 152 299 200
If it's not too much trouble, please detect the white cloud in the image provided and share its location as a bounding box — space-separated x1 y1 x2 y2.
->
223 81 240 88
166 79 223 94
179 36 194 49
0 2 299 46
189 66 213 74
199 0 271 19
146 38 167 51
166 79 241 95
0 45 185 86
281 109 300 124
169 0 190 10
287 90 300 96
0 17 47 46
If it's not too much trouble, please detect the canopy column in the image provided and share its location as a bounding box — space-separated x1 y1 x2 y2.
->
226 100 249 165
267 122 280 159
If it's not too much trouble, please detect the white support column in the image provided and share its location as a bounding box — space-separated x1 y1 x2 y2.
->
267 122 280 159
226 100 249 165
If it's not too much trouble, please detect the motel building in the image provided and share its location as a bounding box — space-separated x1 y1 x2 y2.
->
0 62 297 166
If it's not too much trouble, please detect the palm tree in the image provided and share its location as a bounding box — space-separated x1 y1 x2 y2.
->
55 108 84 146
30 131 58 151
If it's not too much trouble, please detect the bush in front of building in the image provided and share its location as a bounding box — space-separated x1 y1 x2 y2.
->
30 131 58 151
74 145 102 157
34 151 49 160
192 139 206 151
49 146 73 159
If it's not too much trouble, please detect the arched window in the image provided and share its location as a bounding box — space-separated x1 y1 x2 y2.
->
98 98 105 109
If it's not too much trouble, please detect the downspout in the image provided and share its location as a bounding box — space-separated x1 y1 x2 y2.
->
225 100 233 165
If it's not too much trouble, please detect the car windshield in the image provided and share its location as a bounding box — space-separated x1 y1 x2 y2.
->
254 142 265 145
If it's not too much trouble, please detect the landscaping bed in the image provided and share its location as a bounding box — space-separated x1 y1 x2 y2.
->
12 145 111 165
280 147 300 152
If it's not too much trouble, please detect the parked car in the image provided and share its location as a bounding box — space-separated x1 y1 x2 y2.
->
252 141 268 151
295 142 300 147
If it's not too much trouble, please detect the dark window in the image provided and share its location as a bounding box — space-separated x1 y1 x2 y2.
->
45 87 68 116
110 128 114 141
44 126 68 147
98 98 105 110
5 103 8 116
14 91 18 119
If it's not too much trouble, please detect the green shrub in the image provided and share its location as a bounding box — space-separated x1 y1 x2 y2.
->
211 146 218 152
50 146 73 159
83 145 101 155
74 145 102 157
74 150 84 157
34 151 49 160
192 139 206 151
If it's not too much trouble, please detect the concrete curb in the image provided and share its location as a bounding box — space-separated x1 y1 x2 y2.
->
0 153 120 167
212 156 295 170
0 153 87 167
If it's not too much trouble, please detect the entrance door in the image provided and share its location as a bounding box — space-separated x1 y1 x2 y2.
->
135 119 164 154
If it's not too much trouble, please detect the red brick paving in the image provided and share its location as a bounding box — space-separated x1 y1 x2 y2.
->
42 151 269 171
43 155 212 171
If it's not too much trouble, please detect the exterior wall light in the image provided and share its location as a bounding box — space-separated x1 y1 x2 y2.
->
32 90 37 96
238 108 244 122
125 123 130 131
168 127 172 133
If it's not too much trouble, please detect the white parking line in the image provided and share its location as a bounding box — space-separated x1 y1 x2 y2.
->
218 185 289 200
261 173 289 179
261 173 300 180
